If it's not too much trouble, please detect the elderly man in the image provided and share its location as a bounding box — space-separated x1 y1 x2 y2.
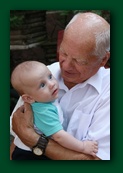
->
10 12 110 160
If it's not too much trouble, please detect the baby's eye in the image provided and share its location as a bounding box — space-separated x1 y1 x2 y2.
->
40 83 45 88
49 74 52 79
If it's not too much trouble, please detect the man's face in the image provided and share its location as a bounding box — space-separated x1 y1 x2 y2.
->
59 32 103 88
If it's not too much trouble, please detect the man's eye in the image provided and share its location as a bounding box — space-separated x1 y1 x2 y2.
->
40 83 45 88
76 60 88 65
59 51 67 57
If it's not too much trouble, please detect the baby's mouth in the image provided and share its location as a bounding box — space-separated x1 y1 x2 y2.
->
52 88 58 95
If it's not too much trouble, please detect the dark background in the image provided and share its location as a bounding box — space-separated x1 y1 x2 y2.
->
0 0 122 172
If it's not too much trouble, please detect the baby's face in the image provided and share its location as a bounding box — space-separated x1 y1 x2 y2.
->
27 65 59 103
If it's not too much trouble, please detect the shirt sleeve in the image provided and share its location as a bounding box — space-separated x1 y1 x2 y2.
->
32 103 63 137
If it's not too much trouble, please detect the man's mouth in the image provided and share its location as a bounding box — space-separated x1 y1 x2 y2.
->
63 71 75 77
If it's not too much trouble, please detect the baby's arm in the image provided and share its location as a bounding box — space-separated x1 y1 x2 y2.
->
52 130 98 157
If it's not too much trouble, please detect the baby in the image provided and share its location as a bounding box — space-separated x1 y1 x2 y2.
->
11 60 98 159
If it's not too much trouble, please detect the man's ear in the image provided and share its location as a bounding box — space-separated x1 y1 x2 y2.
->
100 51 110 67
21 94 35 103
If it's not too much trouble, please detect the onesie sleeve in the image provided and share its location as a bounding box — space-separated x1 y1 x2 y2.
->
32 103 63 137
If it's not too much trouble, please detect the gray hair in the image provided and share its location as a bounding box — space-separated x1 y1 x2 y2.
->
65 12 110 59
94 28 110 59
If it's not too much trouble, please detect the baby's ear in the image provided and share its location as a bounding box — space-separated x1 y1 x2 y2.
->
22 94 35 103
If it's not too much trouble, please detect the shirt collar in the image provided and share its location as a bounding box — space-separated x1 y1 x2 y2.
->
84 67 103 94
59 77 68 92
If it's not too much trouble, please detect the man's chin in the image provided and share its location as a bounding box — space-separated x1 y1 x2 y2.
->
63 79 77 88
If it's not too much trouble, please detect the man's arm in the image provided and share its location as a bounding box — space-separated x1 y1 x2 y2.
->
51 130 98 157
45 139 100 160
12 103 100 160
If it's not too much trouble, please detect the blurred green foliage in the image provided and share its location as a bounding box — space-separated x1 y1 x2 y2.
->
60 10 110 23
10 14 24 29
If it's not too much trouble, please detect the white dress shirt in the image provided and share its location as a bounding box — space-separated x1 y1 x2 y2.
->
10 62 110 160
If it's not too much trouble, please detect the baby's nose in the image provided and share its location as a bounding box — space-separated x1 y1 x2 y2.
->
49 81 55 89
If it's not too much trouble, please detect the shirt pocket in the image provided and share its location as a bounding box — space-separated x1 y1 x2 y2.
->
66 110 93 140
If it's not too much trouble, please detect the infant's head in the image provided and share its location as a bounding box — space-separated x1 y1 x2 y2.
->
11 61 59 103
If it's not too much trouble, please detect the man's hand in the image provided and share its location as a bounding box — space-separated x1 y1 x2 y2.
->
12 102 40 148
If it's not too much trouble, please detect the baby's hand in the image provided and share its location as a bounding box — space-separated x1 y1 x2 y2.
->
82 140 98 157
